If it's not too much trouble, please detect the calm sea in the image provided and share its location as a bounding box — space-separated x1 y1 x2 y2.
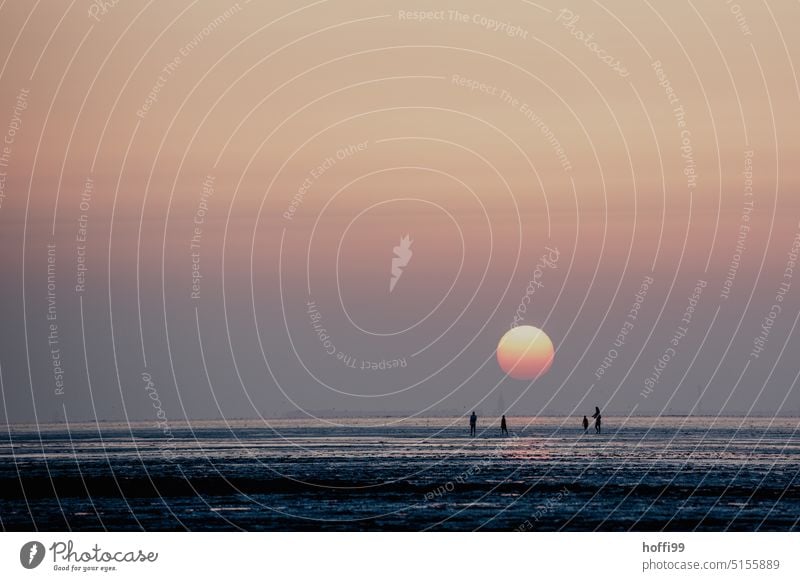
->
1 416 798 531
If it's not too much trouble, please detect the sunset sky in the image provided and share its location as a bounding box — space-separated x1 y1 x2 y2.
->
1 0 799 423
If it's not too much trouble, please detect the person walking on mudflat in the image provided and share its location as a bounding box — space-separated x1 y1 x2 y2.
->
592 406 602 434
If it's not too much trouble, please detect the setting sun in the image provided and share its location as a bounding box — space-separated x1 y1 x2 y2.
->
496 325 555 380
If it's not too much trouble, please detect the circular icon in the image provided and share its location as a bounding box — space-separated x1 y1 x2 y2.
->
19 541 45 569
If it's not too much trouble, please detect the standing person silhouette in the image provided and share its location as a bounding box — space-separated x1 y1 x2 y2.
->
500 415 508 436
469 411 477 437
582 415 589 433
592 406 602 434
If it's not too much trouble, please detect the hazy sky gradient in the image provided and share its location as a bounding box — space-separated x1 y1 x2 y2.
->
1 0 799 424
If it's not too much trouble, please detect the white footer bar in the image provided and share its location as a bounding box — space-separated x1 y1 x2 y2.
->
1 532 797 580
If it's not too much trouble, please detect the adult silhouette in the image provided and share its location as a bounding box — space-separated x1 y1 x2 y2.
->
469 411 477 437
500 415 508 436
592 406 602 433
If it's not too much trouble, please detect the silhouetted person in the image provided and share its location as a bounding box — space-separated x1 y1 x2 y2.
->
582 415 589 432
470 411 477 437
592 406 602 434
501 415 508 436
